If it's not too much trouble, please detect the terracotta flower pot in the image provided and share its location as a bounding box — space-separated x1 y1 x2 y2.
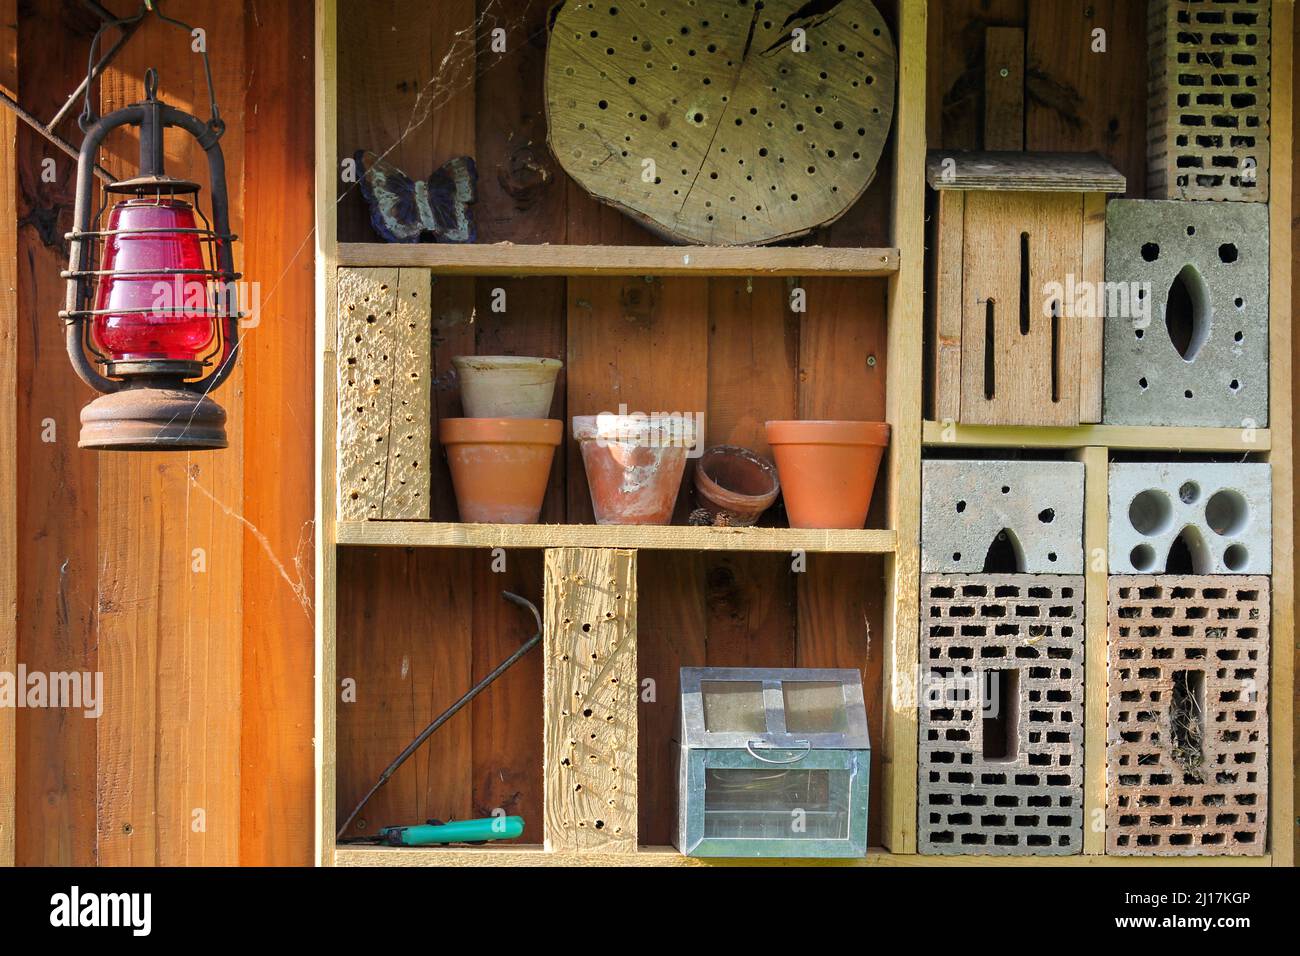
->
573 414 698 525
452 355 562 419
440 418 562 523
765 421 891 529
693 445 780 526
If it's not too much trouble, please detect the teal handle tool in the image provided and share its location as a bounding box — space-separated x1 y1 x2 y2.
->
378 816 525 846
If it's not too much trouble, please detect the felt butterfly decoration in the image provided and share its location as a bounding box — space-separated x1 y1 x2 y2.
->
356 149 478 244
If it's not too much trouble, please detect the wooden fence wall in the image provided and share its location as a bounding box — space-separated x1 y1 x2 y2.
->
0 0 314 866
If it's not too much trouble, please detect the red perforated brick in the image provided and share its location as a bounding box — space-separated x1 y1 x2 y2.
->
1107 575 1270 856
919 574 1085 855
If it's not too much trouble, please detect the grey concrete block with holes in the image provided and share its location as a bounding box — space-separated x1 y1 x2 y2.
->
1108 462 1271 574
1103 199 1269 427
921 460 1085 574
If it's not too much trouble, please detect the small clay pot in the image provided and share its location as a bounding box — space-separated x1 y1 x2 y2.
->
452 355 562 419
693 445 780 526
765 420 891 529
573 414 698 525
440 418 562 523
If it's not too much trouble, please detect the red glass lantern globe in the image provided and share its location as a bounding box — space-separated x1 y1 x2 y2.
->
91 196 218 363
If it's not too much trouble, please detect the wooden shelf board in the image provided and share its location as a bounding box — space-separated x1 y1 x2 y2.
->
335 242 899 277
922 421 1271 452
333 844 1273 868
337 520 897 554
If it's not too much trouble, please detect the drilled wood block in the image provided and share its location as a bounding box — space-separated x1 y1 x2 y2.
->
1148 0 1270 202
919 574 1086 855
544 547 638 853
336 267 432 520
546 0 896 245
1107 575 1270 856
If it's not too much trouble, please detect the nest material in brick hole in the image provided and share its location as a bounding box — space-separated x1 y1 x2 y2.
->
544 0 896 245
1106 575 1270 856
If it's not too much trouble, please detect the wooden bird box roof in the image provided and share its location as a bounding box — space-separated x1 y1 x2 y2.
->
926 151 1127 193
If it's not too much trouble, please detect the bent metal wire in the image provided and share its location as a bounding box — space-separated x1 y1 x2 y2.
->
59 1 242 450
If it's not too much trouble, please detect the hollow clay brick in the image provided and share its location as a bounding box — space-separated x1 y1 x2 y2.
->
919 573 1085 855
1107 575 1269 856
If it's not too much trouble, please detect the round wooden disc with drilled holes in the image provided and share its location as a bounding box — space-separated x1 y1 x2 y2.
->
545 0 896 246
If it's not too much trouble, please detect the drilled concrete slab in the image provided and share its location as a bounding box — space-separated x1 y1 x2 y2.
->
922 460 1084 574
1107 575 1269 856
1103 200 1269 427
919 574 1085 855
1109 462 1271 575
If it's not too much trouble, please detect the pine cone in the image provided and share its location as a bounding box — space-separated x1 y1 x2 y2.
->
688 508 713 526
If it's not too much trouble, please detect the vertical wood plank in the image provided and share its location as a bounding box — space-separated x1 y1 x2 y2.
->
798 278 889 423
470 549 544 827
1025 0 1147 198
706 278 796 459
1269 0 1294 869
1075 445 1108 855
797 553 885 849
475 0 566 244
1079 191 1106 423
0 0 16 869
565 277 708 524
96 0 246 866
14 0 98 868
636 551 707 848
928 0 1028 150
336 267 432 520
983 26 1025 150
544 547 637 853
931 190 964 422
240 0 316 866
882 0 926 856
316 0 340 864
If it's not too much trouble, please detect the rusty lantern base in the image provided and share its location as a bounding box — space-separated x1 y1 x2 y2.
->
79 385 228 451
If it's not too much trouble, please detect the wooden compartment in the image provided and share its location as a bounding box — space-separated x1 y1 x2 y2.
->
335 0 898 252
334 546 546 841
336 271 894 536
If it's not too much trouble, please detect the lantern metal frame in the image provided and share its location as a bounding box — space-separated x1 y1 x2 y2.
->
58 2 242 450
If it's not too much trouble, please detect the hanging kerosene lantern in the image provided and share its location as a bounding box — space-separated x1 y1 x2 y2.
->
62 10 240 450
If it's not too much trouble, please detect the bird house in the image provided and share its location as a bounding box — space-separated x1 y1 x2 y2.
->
926 151 1126 427
673 667 871 859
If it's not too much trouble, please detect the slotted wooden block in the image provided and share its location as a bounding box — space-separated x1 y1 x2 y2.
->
336 267 432 520
544 547 638 853
960 191 1081 427
926 152 1120 426
546 0 896 245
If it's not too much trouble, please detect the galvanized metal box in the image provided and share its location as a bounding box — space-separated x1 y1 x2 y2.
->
673 667 871 858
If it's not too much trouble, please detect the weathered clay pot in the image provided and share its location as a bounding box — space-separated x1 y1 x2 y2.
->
453 355 562 419
765 421 891 529
573 414 698 525
440 418 562 523
693 445 780 526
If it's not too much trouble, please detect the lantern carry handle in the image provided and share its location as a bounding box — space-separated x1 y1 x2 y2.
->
79 0 224 137
64 89 239 394
745 739 812 764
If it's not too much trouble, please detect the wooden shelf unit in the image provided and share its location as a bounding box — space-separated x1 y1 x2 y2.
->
315 0 1295 868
